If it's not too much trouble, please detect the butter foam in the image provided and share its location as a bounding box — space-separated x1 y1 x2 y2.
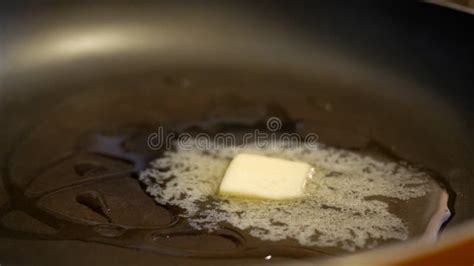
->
140 141 430 251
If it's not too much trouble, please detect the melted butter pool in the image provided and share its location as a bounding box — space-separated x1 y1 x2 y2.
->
140 140 444 252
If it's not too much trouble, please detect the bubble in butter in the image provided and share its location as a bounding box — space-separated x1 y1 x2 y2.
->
140 140 430 251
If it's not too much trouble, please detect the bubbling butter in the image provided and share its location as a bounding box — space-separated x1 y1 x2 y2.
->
140 141 430 251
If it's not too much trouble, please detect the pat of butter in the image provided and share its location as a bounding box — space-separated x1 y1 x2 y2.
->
218 153 313 200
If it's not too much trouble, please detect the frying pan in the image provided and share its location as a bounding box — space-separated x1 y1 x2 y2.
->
0 1 473 265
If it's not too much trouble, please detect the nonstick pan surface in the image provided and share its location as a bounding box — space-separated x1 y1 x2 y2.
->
0 1 473 265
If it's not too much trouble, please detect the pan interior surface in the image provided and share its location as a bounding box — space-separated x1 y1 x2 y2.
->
0 66 468 263
0 2 473 265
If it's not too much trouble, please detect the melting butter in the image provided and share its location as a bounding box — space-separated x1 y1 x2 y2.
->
218 153 314 200
140 141 430 251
